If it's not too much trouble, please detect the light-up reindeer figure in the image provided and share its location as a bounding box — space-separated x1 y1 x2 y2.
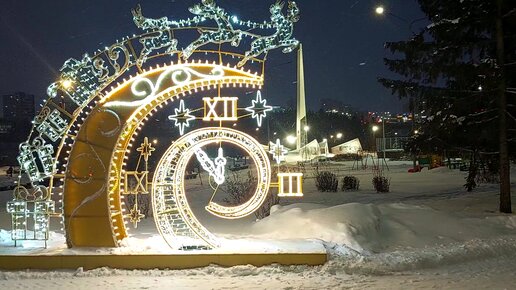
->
182 0 242 60
238 1 300 67
131 4 178 66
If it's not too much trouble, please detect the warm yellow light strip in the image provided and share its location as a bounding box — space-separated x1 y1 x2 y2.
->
202 97 239 121
97 62 263 247
277 173 303 197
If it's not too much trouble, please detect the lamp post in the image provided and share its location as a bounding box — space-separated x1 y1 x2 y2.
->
375 4 427 170
380 119 386 161
374 5 427 34
372 125 379 152
303 125 309 144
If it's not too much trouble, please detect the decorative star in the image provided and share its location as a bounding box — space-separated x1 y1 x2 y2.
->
245 90 272 127
128 203 145 228
136 137 155 162
168 99 196 135
269 138 288 164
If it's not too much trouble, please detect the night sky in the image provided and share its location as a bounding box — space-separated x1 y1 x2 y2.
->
0 0 427 112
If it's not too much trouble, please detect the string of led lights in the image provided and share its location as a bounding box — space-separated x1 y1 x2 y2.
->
9 0 302 248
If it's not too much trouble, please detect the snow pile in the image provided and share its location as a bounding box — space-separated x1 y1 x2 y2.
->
2 201 514 273
0 162 514 276
249 202 516 273
252 202 515 254
0 229 67 254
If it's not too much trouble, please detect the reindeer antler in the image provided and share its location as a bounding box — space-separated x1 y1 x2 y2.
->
202 0 215 7
288 1 300 22
131 4 142 17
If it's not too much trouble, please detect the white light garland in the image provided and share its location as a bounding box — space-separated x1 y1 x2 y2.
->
269 138 288 164
152 127 271 249
168 100 195 135
245 90 272 127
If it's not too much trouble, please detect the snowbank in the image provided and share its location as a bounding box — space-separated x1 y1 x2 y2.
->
252 202 515 254
248 202 516 273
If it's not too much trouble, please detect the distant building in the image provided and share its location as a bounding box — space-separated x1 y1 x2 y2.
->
0 92 36 164
2 92 35 120
320 98 355 117
0 119 15 135
331 138 362 155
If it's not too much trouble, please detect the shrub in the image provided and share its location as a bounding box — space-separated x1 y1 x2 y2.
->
341 175 360 191
475 158 499 184
223 171 279 219
372 175 390 193
315 171 338 192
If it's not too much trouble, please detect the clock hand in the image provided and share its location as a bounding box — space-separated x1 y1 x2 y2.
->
213 147 227 185
194 148 216 177
194 147 226 185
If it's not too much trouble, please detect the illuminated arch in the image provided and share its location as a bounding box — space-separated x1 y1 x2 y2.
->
63 62 263 247
12 1 302 248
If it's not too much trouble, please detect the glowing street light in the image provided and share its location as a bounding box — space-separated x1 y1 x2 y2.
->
153 139 158 144
286 135 297 145
336 133 343 139
374 4 427 35
372 125 379 132
375 5 385 15
303 125 310 132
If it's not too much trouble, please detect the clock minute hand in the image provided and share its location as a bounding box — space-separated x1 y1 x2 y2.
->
194 148 217 177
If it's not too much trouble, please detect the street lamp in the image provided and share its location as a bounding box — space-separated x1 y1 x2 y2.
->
379 119 386 160
303 125 310 132
373 5 427 34
374 6 427 139
372 125 379 152
375 5 385 15
286 135 297 145
336 133 343 139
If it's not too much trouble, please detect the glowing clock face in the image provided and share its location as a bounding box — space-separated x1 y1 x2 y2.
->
152 127 271 249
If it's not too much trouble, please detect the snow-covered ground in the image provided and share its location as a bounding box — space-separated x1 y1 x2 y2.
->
0 161 515 289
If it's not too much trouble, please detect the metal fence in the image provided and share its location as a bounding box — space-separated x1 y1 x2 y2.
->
376 137 410 152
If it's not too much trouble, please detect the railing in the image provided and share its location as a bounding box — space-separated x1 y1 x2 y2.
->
376 137 410 152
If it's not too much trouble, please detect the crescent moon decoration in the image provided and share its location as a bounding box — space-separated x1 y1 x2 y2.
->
8 0 303 249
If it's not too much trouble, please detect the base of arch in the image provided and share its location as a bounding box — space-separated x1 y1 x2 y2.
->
0 252 327 270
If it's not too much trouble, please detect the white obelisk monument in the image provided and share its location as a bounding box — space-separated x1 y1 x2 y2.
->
296 44 307 150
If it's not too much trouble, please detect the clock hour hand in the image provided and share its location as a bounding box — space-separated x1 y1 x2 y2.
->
194 147 226 185
213 148 227 185
194 148 216 176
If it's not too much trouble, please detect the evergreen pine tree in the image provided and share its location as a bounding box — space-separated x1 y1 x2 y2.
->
379 0 516 213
